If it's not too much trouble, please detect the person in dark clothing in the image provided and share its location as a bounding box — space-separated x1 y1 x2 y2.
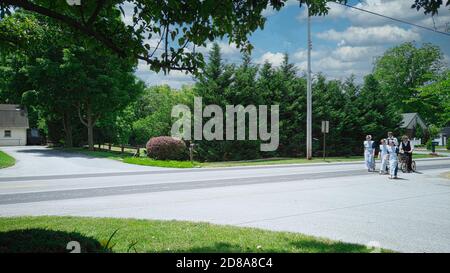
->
400 135 414 172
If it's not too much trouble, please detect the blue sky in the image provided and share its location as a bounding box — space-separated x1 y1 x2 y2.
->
132 0 450 88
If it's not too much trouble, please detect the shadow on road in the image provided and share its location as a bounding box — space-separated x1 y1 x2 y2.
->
14 147 125 159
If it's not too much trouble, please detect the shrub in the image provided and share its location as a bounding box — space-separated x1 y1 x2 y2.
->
426 139 433 150
447 140 450 150
146 136 187 160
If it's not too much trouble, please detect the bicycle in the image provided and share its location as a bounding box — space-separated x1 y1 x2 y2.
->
399 153 416 173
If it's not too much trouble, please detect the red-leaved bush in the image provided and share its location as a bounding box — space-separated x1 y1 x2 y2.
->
146 136 187 160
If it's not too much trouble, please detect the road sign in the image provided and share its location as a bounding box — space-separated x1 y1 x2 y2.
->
321 120 329 134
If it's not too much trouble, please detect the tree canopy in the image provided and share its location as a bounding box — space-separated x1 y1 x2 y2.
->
1 0 447 75
0 11 144 150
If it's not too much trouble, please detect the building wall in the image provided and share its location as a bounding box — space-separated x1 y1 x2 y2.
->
433 133 447 146
0 127 27 146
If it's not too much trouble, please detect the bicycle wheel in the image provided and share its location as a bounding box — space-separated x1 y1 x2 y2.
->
401 162 407 173
412 161 416 172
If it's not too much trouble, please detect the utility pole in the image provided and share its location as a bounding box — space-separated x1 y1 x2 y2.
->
306 4 312 160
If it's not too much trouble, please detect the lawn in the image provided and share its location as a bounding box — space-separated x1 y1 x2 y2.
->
54 147 199 168
0 150 15 169
0 216 385 253
123 157 198 168
53 147 445 168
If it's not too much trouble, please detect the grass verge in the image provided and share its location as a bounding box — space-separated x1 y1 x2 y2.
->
0 150 15 169
53 147 445 169
0 216 386 253
123 157 198 168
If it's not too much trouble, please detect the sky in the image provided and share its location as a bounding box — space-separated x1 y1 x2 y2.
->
128 0 450 89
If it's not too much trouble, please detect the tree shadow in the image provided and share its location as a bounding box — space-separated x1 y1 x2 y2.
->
170 242 257 253
158 239 371 253
15 147 132 159
288 239 370 253
15 148 95 158
0 228 104 253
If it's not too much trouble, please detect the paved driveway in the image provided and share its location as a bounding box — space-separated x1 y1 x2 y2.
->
0 146 163 177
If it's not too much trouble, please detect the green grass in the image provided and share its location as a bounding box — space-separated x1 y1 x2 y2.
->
123 157 199 168
0 216 386 253
412 153 445 159
200 156 363 168
53 147 446 169
200 153 444 168
0 150 15 169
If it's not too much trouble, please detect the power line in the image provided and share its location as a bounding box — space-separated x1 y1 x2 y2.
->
336 2 450 37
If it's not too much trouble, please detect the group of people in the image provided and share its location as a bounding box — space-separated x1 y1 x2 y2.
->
364 132 415 179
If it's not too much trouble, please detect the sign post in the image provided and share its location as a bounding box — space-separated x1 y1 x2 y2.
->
321 121 329 160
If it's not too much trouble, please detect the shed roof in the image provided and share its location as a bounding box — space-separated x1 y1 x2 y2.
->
400 113 427 130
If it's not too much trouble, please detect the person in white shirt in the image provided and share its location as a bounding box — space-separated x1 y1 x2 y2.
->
364 135 375 172
378 139 389 175
387 140 399 179
387 131 398 147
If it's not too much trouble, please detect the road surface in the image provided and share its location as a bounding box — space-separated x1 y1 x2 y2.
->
1 146 449 252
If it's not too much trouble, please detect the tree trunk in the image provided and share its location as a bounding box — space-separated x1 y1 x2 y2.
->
62 112 73 148
87 103 94 151
78 102 97 151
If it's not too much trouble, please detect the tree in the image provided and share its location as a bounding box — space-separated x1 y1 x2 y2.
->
193 43 234 161
373 42 446 116
132 85 194 145
1 0 444 74
0 0 285 74
0 11 143 149
62 45 142 150
357 74 402 142
276 54 306 156
408 71 450 127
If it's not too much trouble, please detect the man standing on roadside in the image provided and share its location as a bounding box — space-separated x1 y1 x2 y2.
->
400 135 414 173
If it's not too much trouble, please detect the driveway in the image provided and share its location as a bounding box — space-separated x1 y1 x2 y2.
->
0 146 164 177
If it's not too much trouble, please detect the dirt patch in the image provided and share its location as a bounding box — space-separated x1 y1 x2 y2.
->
440 172 450 180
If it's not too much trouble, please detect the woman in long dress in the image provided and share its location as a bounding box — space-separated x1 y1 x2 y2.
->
364 135 375 172
379 139 389 175
387 140 399 179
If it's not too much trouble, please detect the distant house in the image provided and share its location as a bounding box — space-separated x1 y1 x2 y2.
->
434 127 449 146
0 104 29 146
400 113 427 140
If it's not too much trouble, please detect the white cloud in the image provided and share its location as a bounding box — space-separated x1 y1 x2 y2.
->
293 45 386 81
332 46 384 61
293 48 326 62
256 52 285 66
298 0 450 33
294 0 450 80
317 25 421 45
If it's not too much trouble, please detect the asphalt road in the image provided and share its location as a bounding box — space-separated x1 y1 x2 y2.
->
1 146 450 253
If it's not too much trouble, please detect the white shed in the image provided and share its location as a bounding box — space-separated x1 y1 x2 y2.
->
0 104 29 146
